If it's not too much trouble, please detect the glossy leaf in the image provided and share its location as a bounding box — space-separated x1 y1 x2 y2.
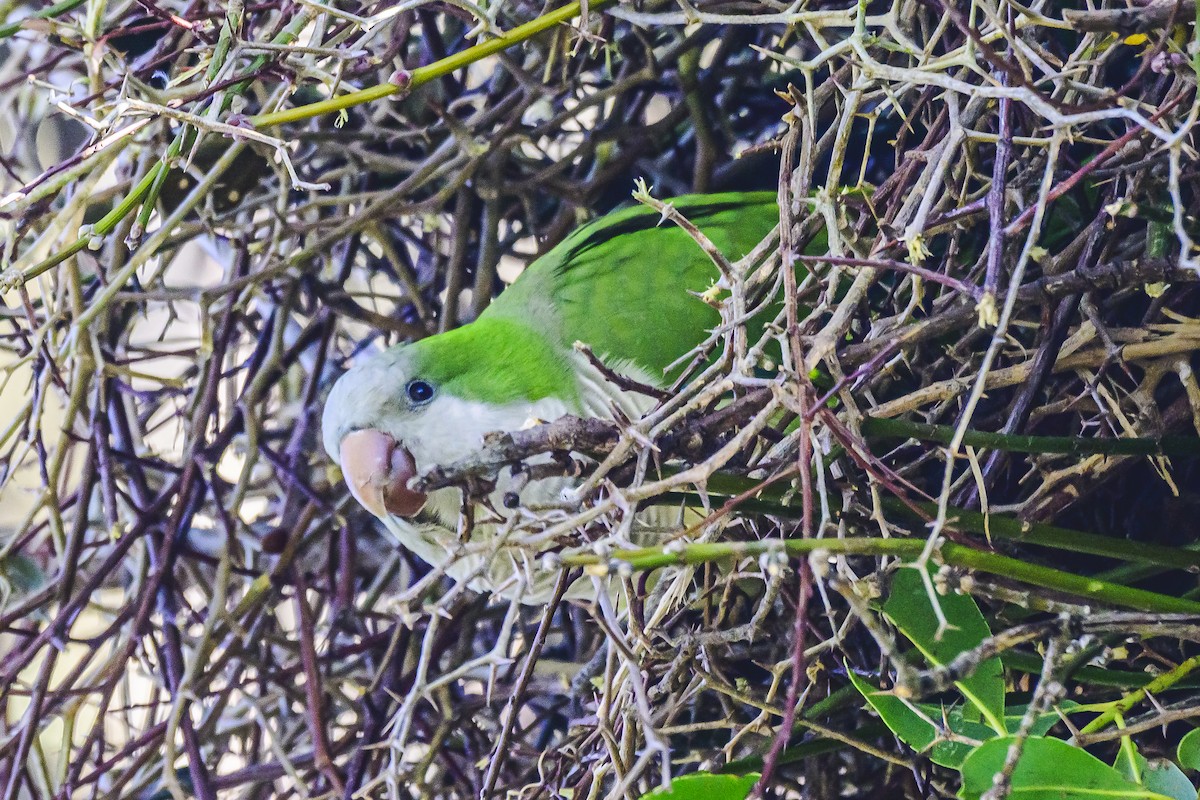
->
1179 729 1200 772
883 566 1006 733
848 670 1073 769
1115 746 1197 800
1001 703 1080 736
848 669 981 767
960 736 1174 800
641 772 759 800
1 553 45 594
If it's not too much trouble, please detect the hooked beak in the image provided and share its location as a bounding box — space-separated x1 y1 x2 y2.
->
338 429 427 518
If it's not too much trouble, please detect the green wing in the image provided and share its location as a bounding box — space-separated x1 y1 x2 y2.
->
483 192 784 384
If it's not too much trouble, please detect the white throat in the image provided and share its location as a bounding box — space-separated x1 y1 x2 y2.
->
380 351 665 599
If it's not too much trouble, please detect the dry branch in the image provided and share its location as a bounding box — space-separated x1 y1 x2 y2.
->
2 0 1200 798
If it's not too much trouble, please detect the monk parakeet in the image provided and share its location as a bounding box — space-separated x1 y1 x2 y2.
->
322 192 786 598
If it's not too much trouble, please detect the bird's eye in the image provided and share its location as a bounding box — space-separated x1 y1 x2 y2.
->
405 379 435 406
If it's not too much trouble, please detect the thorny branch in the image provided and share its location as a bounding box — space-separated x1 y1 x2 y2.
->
2 1 1200 798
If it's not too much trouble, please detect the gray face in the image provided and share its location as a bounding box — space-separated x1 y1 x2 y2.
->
321 340 576 525
321 347 439 519
321 347 437 459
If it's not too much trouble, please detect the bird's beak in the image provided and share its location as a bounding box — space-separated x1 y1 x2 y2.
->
338 429 427 518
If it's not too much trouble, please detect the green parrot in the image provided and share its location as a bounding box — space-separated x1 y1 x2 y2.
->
321 192 789 598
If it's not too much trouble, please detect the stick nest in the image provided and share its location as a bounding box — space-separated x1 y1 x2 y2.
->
2 1 1200 798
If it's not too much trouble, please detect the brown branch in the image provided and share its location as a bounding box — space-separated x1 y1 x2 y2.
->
1063 0 1195 33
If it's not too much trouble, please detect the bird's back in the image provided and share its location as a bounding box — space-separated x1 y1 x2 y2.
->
482 192 780 386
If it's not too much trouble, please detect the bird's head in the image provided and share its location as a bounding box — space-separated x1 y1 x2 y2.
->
321 317 578 522
322 343 438 520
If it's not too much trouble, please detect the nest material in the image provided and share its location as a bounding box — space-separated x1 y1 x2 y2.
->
1 1 1200 799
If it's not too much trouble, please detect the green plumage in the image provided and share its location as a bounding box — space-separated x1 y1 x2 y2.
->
484 192 781 381
410 316 580 405
407 192 786 405
322 192 805 597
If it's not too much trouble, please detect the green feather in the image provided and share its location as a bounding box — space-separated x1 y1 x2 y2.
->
397 192 816 405
407 316 578 405
483 192 783 384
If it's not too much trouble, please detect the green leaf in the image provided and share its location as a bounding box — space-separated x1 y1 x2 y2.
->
883 566 1006 733
0 553 46 602
1116 747 1197 800
1000 703 1080 736
847 669 981 768
641 772 759 800
848 669 1073 770
960 736 1175 800
1179 729 1200 772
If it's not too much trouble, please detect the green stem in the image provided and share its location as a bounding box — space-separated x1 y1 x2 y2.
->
1001 650 1200 689
562 538 1200 614
862 416 1200 458
206 0 243 84
76 141 248 330
14 162 167 285
1079 653 1200 735
660 481 1200 570
133 153 176 238
0 0 86 39
4 12 312 292
250 0 616 128
882 498 1200 570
